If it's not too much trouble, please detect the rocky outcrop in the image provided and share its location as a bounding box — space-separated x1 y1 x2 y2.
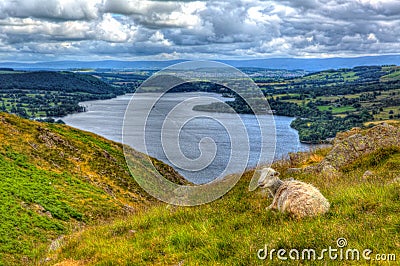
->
318 123 400 172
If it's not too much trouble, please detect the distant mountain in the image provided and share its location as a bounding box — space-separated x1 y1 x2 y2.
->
0 60 187 71
221 55 400 71
0 55 399 71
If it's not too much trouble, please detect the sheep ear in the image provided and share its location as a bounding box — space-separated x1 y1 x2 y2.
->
275 171 280 177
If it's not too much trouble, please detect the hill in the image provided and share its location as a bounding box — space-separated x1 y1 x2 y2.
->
45 123 400 265
271 65 400 142
0 60 187 71
196 65 400 143
0 71 131 118
0 71 118 94
0 112 185 265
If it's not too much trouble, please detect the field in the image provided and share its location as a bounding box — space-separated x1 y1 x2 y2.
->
317 105 356 114
263 66 400 121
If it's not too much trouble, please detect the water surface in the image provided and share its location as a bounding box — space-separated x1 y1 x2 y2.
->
62 93 313 183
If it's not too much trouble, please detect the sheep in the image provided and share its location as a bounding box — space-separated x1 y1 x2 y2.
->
257 167 330 218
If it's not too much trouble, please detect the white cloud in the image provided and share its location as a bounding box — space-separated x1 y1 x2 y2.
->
149 31 172 46
96 14 132 42
0 0 100 20
0 0 399 61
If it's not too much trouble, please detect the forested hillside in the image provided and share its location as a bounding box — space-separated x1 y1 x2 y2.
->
0 71 131 118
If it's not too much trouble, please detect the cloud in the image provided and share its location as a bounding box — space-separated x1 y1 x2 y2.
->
0 0 100 20
0 0 399 61
103 0 205 29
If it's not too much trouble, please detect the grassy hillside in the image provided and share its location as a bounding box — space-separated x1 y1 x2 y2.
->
0 112 184 265
48 125 400 265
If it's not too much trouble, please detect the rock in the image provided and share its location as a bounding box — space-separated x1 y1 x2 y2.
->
49 235 64 251
334 127 362 143
303 165 318 173
28 203 54 218
320 163 340 179
34 203 46 212
123 204 135 213
318 124 400 171
362 170 374 180
37 127 79 152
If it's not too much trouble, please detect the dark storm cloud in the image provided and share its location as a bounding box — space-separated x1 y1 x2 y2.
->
0 0 399 61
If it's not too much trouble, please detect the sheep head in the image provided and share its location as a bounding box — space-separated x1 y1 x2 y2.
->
257 167 280 189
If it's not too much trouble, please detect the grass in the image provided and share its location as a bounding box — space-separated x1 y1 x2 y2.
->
316 94 362 102
341 71 359 82
49 147 400 265
272 93 301 100
0 112 184 265
1 111 400 265
373 107 400 120
291 69 360 84
317 105 356 114
365 120 400 126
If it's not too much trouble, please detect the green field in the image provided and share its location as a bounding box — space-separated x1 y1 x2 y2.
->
261 65 400 142
381 66 400 82
317 105 356 114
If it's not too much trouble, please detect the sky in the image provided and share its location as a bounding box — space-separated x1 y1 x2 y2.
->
0 0 399 62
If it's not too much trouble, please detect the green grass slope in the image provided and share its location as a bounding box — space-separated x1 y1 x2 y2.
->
50 133 400 265
0 112 184 265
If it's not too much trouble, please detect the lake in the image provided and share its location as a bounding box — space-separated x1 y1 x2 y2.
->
62 92 315 184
